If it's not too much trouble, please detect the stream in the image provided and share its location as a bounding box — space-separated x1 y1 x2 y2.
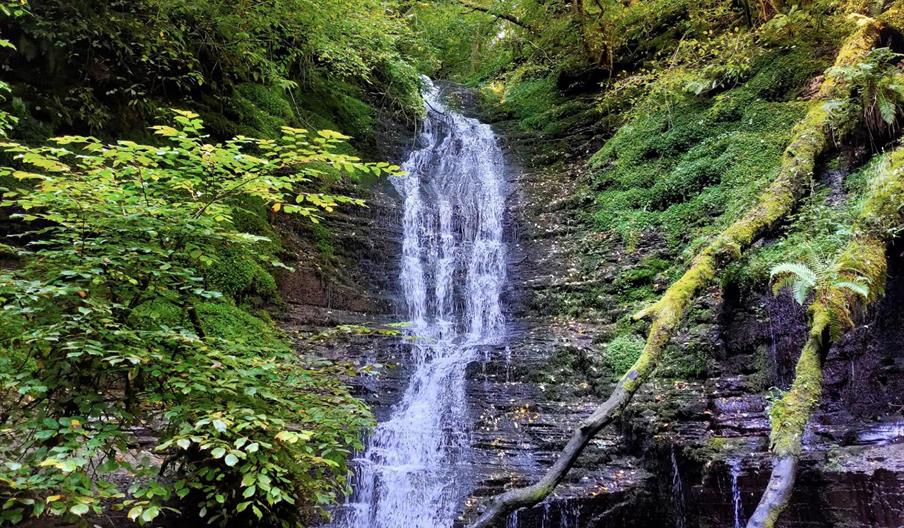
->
335 79 508 528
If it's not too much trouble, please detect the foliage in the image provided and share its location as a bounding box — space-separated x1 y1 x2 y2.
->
0 0 422 139
770 261 870 304
826 47 904 133
0 112 401 526
590 49 817 249
0 0 27 135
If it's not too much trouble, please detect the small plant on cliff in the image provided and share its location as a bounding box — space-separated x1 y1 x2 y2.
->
770 262 870 305
827 47 904 133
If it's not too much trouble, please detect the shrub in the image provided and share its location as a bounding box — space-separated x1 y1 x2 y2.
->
0 111 399 526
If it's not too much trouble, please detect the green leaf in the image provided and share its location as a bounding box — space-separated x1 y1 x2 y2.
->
878 93 896 125
792 279 811 305
70 503 90 516
835 280 869 298
142 506 160 523
127 506 143 521
770 262 816 284
224 453 239 467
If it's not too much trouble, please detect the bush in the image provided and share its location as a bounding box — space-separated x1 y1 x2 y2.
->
0 111 399 526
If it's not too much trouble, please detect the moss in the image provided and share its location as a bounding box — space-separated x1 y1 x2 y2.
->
195 302 284 348
857 146 904 231
878 4 904 27
205 244 278 301
203 195 283 303
613 257 673 303
310 222 336 260
603 334 645 375
219 83 297 139
292 74 375 140
197 75 377 145
498 67 566 129
231 204 281 255
621 26 874 386
591 53 812 248
769 135 904 459
769 322 825 456
130 299 185 329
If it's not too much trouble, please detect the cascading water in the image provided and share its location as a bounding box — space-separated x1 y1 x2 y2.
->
670 447 687 528
728 457 744 528
337 78 507 528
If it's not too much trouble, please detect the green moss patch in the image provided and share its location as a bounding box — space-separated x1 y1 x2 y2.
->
590 48 827 250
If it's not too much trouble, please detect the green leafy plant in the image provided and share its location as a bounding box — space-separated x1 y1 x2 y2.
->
827 47 904 132
770 261 869 305
0 111 400 526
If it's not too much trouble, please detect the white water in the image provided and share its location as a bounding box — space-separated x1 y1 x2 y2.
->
671 447 687 528
728 457 744 528
338 79 507 528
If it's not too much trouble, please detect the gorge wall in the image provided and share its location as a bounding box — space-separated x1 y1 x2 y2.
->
283 80 904 527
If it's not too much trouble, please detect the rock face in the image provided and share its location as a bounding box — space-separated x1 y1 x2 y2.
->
470 98 904 527
281 88 904 528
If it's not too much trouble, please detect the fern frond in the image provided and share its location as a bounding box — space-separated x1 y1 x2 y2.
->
792 279 813 305
770 262 817 304
770 262 817 285
834 280 870 299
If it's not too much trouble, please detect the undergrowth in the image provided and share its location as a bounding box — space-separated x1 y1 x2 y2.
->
589 47 827 251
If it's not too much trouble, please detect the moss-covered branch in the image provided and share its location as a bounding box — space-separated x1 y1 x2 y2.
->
747 143 904 528
466 17 887 528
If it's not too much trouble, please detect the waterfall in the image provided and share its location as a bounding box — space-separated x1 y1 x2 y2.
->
728 457 745 528
671 447 687 528
337 78 507 528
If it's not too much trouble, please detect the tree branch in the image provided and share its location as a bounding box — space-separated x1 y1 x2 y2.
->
455 0 536 33
748 104 904 528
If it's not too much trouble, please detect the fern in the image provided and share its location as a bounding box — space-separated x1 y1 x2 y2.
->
770 262 817 283
833 280 870 299
770 262 870 305
770 262 817 304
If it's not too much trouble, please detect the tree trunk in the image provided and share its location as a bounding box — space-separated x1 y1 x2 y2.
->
747 138 904 528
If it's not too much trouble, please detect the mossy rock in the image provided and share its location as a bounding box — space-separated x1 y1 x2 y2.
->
205 244 278 301
195 302 283 348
